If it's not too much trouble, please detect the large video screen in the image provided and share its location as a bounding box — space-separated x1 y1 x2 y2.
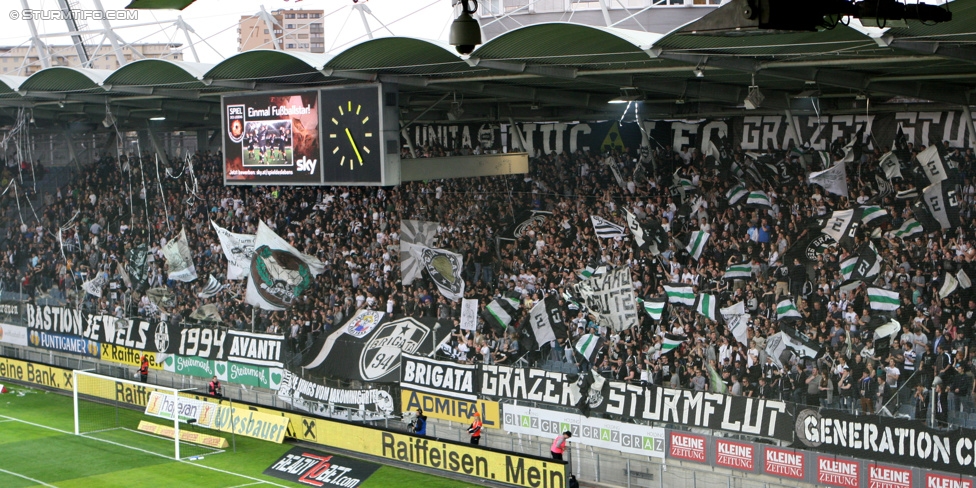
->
222 90 321 185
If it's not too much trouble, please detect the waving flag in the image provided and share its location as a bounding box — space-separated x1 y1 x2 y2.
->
879 151 902 179
528 295 568 349
575 333 605 365
82 274 106 298
483 294 521 334
211 220 255 280
198 274 229 299
245 220 325 311
746 191 772 208
821 209 859 248
162 228 197 282
868 287 900 311
808 160 849 197
776 299 802 320
685 231 710 261
722 263 753 280
401 220 439 285
661 333 686 354
695 293 717 321
590 215 626 239
886 218 923 239
859 206 888 226
940 273 960 299
922 181 961 230
726 183 748 206
721 302 750 346
639 297 666 320
916 145 949 185
663 283 696 307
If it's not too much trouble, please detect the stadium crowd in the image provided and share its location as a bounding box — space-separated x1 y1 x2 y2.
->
3 127 976 422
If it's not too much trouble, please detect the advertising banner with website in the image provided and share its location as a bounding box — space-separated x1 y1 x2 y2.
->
0 322 28 346
503 404 665 458
264 446 380 488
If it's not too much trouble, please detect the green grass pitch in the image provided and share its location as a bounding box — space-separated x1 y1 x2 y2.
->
242 147 293 167
0 385 480 488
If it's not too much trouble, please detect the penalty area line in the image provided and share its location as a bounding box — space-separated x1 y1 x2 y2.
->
0 414 289 488
0 467 59 487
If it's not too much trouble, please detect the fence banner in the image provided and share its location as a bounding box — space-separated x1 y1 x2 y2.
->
479 364 576 408
160 354 282 390
28 330 100 358
276 369 395 418
0 323 28 346
400 353 477 400
794 408 976 478
400 388 500 428
503 404 665 458
100 344 164 370
25 304 178 353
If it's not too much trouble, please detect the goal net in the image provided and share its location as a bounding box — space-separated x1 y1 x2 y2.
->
73 370 225 460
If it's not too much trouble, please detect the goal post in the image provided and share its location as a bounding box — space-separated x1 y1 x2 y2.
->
72 370 223 460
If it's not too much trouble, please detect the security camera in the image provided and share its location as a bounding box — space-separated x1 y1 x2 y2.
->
450 0 481 55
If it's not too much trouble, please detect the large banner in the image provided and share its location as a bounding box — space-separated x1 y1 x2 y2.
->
575 267 639 332
478 363 793 441
304 315 443 383
503 404 665 458
28 330 100 358
794 408 976 478
25 305 178 354
222 90 321 185
276 370 395 418
400 388 500 429
175 327 284 368
400 354 477 400
160 355 283 390
406 111 975 159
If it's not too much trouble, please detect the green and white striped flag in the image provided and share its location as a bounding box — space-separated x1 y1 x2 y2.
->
867 287 900 311
695 293 717 321
746 191 772 208
860 206 888 226
723 263 753 280
575 333 605 364
686 231 710 261
726 183 749 205
886 218 923 239
662 333 686 354
663 283 696 307
776 299 802 319
840 255 858 281
577 265 607 280
639 297 666 320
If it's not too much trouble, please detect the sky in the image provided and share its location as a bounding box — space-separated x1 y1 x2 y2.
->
0 0 456 69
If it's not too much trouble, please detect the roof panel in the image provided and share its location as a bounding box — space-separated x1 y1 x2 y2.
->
18 67 111 92
473 23 660 65
204 50 332 83
0 74 27 95
104 59 212 88
325 37 470 75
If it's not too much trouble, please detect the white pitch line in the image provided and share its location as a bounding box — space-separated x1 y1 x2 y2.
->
226 482 269 488
0 414 290 488
0 467 59 487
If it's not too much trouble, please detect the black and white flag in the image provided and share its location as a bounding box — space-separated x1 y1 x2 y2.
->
625 209 666 255
922 180 961 230
528 295 568 349
419 247 465 302
878 151 902 180
808 160 849 197
198 274 229 299
821 209 860 248
82 274 106 298
211 221 255 280
916 145 950 185
590 215 626 239
162 228 197 282
575 267 639 332
400 220 439 286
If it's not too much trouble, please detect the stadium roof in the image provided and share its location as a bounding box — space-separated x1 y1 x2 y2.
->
4 0 976 131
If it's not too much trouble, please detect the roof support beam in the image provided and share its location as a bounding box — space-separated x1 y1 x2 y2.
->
465 58 579 80
883 38 976 65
